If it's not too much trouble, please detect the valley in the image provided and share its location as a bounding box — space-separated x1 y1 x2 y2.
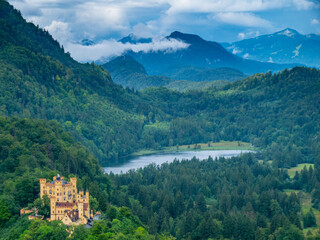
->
0 0 320 239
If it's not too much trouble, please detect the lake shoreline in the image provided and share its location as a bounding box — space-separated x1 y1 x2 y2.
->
104 149 253 174
125 140 256 158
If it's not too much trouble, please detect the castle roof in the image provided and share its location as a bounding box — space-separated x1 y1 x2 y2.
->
67 210 79 222
56 202 76 208
56 202 89 211
50 178 68 185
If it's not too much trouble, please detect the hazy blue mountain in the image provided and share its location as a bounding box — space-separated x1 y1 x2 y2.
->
124 31 298 76
103 55 245 90
80 39 95 46
169 66 246 82
119 33 152 44
102 55 172 90
221 28 320 67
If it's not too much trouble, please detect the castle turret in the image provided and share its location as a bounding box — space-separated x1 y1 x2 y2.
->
70 177 77 200
85 189 89 203
40 178 47 198
78 202 83 219
50 197 56 221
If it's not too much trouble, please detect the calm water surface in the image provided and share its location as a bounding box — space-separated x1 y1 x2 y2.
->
104 150 251 174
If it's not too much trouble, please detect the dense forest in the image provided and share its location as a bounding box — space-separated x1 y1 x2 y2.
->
0 0 320 239
1 0 319 166
110 153 320 239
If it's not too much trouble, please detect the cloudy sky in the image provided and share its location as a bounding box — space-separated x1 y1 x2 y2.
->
8 0 320 62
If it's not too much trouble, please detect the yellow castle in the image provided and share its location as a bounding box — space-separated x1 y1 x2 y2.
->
40 174 93 225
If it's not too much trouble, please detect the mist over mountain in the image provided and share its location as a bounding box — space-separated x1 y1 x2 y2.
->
122 31 299 77
222 28 320 67
119 33 152 44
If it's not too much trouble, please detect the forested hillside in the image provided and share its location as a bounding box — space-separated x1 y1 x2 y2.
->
140 67 320 166
0 1 319 168
1 1 320 239
0 117 173 239
0 0 151 163
110 153 320 239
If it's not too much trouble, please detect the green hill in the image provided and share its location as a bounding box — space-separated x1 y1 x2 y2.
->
141 67 320 166
166 79 229 92
102 55 172 90
0 0 319 168
103 56 244 91
0 0 154 163
168 66 246 82
0 116 172 240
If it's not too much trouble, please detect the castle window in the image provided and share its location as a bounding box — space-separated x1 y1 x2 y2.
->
57 193 59 196
73 190 75 193
49 190 52 194
57 198 59 201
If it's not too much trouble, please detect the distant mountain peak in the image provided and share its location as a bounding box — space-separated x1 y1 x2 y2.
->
168 31 204 43
81 39 95 46
276 28 299 37
221 28 319 67
119 34 152 44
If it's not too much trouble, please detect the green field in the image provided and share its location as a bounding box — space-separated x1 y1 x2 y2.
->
129 141 255 157
287 163 314 178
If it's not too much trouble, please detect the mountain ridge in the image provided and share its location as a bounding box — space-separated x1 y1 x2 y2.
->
123 31 300 76
222 28 320 67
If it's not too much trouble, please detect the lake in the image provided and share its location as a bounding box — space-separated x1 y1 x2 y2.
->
103 150 251 174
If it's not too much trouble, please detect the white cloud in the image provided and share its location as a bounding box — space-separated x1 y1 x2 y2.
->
237 31 260 40
214 12 272 28
132 22 156 38
292 0 315 10
166 0 315 14
7 0 318 53
238 32 245 40
45 21 72 43
64 38 190 63
232 47 242 54
311 18 319 24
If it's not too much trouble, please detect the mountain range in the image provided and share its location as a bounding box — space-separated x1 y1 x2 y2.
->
221 28 320 67
102 55 245 90
118 31 298 77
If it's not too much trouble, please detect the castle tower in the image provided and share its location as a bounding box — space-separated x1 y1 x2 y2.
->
70 177 77 201
55 178 63 202
40 178 47 198
50 197 56 221
85 189 90 216
86 189 89 201
78 202 83 219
